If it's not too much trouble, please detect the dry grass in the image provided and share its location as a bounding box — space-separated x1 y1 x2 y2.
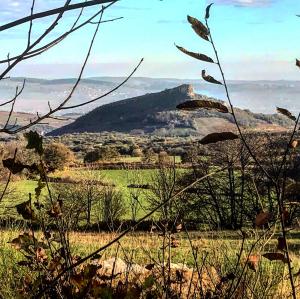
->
0 229 300 298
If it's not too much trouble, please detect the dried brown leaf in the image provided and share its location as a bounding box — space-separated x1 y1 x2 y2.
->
176 45 214 63
199 132 239 145
206 3 213 19
187 15 209 41
202 70 222 85
177 100 228 113
255 211 271 227
262 252 289 263
277 107 296 121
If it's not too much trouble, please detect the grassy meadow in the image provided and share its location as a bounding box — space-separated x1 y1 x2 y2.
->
0 228 300 298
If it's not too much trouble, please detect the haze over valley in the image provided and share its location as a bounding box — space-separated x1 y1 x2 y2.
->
1 77 299 116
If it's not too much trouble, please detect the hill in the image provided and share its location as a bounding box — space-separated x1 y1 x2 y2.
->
48 85 293 137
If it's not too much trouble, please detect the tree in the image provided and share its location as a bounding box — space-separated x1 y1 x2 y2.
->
43 142 74 171
84 147 119 163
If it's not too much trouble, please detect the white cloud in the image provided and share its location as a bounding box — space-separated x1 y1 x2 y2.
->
212 0 275 7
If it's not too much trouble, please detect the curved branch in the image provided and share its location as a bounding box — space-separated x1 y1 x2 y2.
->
34 166 227 298
0 0 117 32
61 58 144 110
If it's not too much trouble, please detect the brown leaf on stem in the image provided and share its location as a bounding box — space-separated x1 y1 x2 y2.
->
255 211 271 227
276 107 296 121
262 252 290 263
277 236 287 251
36 247 48 263
16 200 36 220
247 255 260 271
177 100 228 113
199 132 239 145
205 3 213 19
202 70 222 85
176 45 214 63
187 15 209 41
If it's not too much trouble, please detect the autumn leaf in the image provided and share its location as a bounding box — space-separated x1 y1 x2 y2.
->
171 236 180 248
205 3 213 19
145 263 155 270
24 131 43 155
255 211 271 227
3 159 26 174
36 247 48 263
2 159 38 174
199 132 239 145
177 100 228 113
9 232 37 252
277 236 287 251
187 15 209 41
296 59 300 68
176 45 214 63
276 107 296 121
202 70 222 85
262 252 289 263
47 200 63 218
289 140 299 149
16 200 36 220
247 255 260 272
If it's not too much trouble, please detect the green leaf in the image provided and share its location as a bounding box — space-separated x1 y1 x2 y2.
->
176 45 214 63
205 3 214 19
187 15 209 41
199 132 239 145
202 70 222 85
24 131 43 155
177 100 228 113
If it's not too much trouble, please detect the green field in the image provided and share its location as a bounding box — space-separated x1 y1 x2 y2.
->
1 168 184 220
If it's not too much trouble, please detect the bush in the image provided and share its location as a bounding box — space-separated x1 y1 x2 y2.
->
84 147 120 163
43 143 74 171
100 187 126 229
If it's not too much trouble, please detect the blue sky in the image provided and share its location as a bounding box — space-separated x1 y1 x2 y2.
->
0 0 300 80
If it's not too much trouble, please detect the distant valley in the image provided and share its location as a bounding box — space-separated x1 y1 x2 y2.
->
0 77 300 115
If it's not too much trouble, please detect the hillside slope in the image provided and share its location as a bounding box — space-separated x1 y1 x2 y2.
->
49 85 293 136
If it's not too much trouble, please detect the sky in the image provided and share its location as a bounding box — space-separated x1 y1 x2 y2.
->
0 0 300 80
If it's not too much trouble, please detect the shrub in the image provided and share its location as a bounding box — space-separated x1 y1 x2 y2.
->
84 147 120 163
100 187 126 229
43 142 74 171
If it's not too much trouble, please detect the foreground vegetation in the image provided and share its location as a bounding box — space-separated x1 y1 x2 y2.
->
1 229 300 298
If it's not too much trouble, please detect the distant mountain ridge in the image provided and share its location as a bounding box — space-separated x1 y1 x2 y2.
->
49 85 293 137
2 77 300 115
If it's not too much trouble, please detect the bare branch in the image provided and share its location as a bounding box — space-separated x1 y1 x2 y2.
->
0 79 26 109
0 0 117 32
61 58 144 110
